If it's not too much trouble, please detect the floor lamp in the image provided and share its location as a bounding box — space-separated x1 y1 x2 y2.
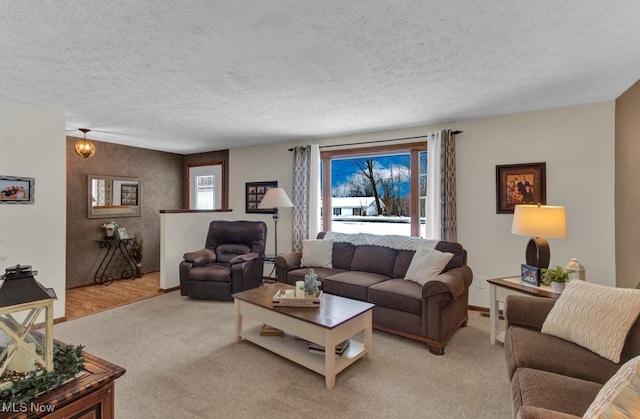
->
258 187 294 259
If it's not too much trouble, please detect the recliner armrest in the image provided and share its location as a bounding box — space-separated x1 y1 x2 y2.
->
183 248 217 266
230 252 261 265
505 295 556 331
421 265 472 299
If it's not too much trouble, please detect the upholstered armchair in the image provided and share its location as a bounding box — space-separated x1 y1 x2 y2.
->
179 220 267 300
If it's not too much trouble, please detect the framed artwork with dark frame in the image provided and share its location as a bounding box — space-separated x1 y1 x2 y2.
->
246 181 277 213
120 184 138 206
496 162 546 214
0 175 35 204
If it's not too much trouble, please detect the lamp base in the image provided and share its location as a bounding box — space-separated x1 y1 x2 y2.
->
525 237 550 269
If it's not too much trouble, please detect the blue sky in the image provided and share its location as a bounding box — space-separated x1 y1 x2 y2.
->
329 154 413 197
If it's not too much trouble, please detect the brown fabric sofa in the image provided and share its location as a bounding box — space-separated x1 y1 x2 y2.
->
179 220 267 301
504 294 640 418
275 232 473 354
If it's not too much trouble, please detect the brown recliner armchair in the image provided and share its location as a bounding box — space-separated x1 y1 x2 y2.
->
179 220 267 300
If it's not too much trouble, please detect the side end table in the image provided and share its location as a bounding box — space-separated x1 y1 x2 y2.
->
488 276 558 345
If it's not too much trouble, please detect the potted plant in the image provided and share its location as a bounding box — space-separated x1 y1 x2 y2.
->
541 266 570 293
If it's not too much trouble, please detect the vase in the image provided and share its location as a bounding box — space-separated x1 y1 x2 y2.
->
105 228 115 238
551 282 566 294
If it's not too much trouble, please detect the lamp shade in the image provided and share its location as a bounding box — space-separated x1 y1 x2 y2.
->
258 188 293 209
511 205 567 238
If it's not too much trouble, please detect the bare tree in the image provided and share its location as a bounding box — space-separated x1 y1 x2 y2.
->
354 159 384 215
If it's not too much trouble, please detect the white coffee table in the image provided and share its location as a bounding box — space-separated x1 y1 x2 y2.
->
233 283 374 389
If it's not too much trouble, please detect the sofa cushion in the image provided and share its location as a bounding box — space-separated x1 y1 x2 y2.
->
350 245 396 278
332 242 356 270
541 280 640 363
287 267 345 287
584 355 640 418
511 368 602 418
300 238 333 268
505 326 619 385
368 278 422 316
404 245 454 286
323 271 390 301
392 249 414 279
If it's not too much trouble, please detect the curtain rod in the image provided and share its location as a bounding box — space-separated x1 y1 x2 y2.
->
288 130 462 151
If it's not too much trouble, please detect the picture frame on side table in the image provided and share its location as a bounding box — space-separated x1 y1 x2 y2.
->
0 175 35 204
496 162 546 214
521 264 542 286
246 181 277 214
116 228 128 240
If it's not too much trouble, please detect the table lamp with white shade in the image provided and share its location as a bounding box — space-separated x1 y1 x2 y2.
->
511 204 567 269
258 188 293 258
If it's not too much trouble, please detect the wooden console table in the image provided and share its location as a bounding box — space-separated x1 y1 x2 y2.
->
0 352 125 419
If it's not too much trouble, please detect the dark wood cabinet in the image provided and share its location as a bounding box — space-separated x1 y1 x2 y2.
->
0 352 125 419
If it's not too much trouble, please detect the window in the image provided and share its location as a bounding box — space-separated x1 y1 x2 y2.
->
196 175 215 209
321 142 427 237
187 163 224 210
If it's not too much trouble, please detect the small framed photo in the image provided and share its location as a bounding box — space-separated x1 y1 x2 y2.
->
496 162 546 214
521 264 542 286
0 175 35 204
116 227 128 240
245 181 277 214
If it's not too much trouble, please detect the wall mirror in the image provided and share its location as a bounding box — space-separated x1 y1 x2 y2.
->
87 175 142 218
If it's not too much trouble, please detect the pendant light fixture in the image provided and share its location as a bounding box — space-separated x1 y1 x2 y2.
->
74 128 96 158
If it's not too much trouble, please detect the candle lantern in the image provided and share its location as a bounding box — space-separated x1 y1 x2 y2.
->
0 264 57 385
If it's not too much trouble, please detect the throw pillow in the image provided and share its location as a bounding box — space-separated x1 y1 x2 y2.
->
541 280 640 363
300 239 333 268
583 355 640 418
404 244 454 286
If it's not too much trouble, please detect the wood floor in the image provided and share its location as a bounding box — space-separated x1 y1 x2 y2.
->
65 271 170 320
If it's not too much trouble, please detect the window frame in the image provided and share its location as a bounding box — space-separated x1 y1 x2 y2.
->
321 142 427 236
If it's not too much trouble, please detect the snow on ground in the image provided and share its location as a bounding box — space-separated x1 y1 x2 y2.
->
331 218 415 236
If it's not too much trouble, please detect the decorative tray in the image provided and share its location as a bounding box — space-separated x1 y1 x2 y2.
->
272 290 323 307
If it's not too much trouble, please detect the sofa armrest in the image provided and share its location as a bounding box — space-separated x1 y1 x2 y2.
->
183 248 216 266
505 295 556 331
421 265 472 299
517 406 582 419
275 252 302 270
230 252 261 265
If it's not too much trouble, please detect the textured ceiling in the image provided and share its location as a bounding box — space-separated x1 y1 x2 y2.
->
2 1 640 154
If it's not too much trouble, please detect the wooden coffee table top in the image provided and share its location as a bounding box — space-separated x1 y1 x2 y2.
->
233 283 374 329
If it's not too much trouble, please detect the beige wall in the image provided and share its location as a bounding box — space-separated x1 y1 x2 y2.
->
615 80 640 289
0 97 67 318
66 137 184 288
241 103 616 307
161 101 617 307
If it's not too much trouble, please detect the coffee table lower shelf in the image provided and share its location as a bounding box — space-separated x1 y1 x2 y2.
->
233 286 373 389
240 325 366 377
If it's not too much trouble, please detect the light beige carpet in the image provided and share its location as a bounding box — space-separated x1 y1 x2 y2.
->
54 291 512 419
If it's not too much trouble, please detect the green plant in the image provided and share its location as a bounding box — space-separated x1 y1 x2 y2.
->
0 343 85 404
541 266 570 285
303 269 320 295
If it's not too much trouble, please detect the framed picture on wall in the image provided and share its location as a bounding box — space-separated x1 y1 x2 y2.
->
121 184 138 206
496 162 546 214
0 175 35 204
246 181 277 213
